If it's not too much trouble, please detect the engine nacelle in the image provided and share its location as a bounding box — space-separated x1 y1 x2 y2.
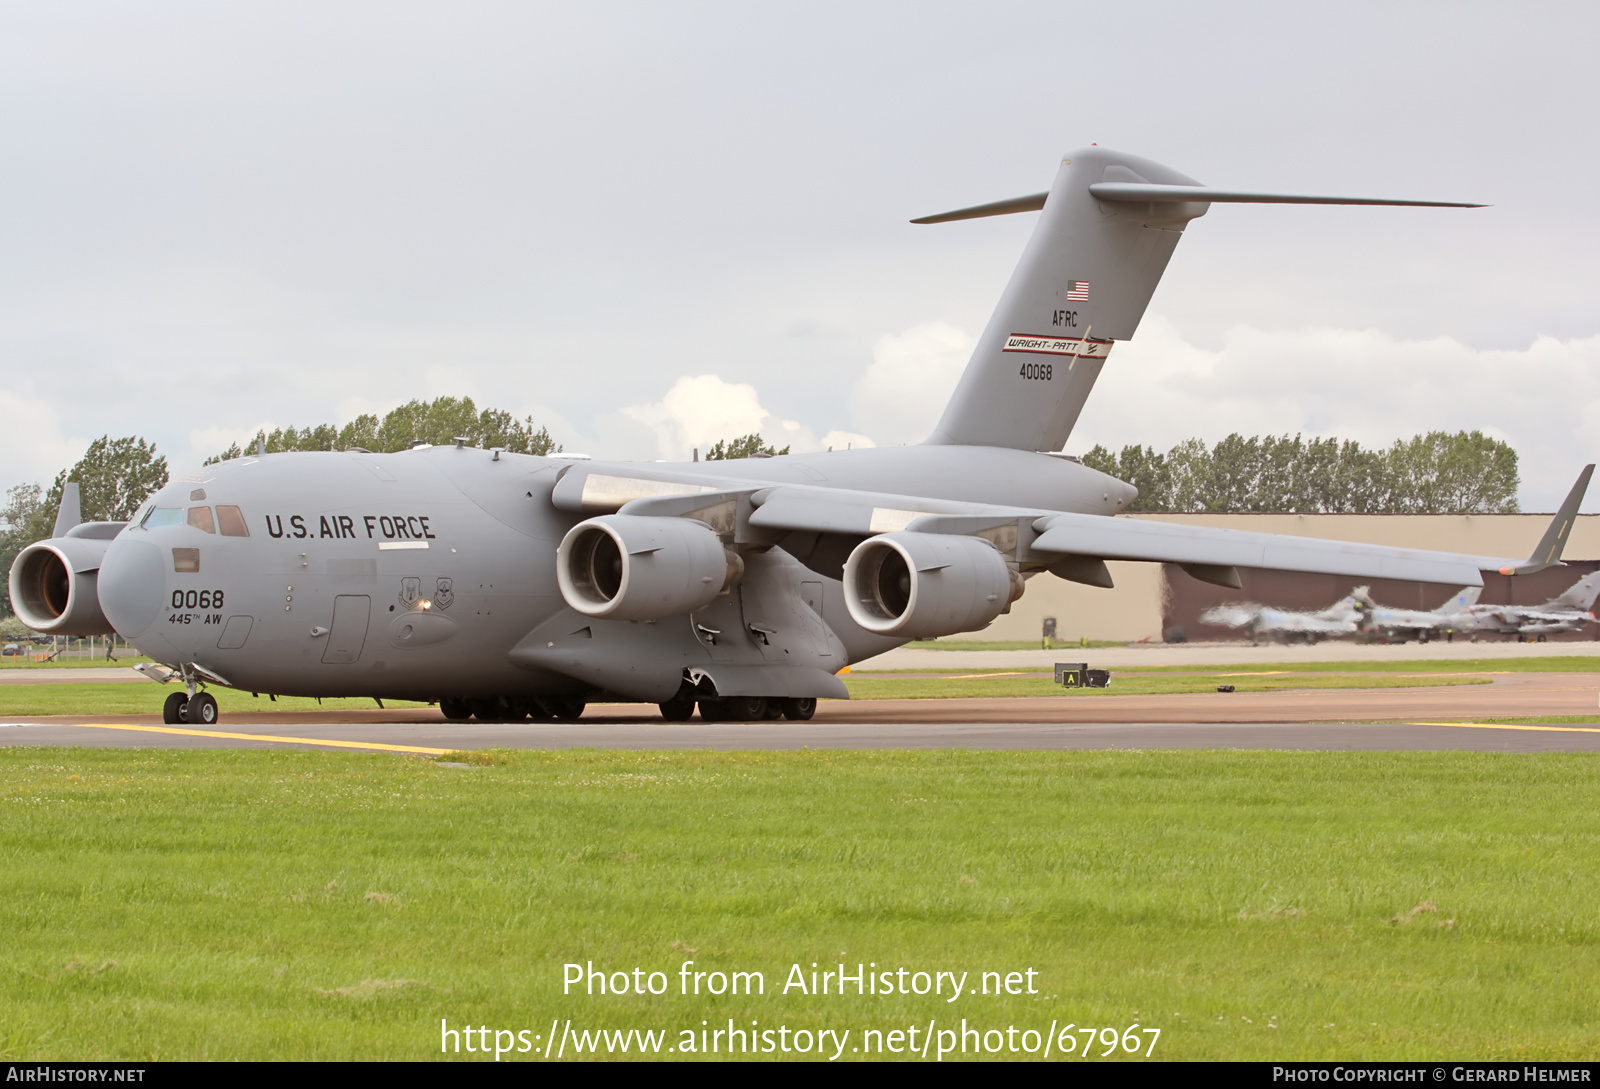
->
843 531 1015 639
556 514 740 620
9 538 116 635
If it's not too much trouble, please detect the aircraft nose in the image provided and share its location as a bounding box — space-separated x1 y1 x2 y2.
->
98 538 166 638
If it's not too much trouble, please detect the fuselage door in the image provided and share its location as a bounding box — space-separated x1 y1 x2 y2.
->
322 595 372 664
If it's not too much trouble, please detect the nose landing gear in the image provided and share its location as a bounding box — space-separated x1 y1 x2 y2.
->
161 689 219 725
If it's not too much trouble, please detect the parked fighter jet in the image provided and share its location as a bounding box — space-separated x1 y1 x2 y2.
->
9 146 1591 725
1201 594 1363 644
1355 585 1482 643
1459 570 1600 640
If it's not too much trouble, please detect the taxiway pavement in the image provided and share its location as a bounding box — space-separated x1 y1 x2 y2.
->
2 671 1597 753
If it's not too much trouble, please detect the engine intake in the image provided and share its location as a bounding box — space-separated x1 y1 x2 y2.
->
843 531 1016 638
557 514 740 620
9 538 116 635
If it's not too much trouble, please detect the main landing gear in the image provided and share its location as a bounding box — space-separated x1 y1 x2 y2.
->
439 696 587 722
666 694 816 722
162 690 218 725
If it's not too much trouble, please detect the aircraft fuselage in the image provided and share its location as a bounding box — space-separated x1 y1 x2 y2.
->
94 443 1130 702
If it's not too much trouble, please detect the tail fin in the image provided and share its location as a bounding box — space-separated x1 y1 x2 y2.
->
51 482 81 538
1547 570 1600 610
1436 586 1481 613
920 146 1484 451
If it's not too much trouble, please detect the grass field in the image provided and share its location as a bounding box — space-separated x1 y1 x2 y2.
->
1 656 156 670
0 672 1487 717
2 747 1598 1061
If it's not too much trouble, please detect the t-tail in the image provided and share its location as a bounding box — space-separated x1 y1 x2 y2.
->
917 146 1484 452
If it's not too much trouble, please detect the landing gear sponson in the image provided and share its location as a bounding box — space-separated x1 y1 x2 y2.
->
433 693 815 723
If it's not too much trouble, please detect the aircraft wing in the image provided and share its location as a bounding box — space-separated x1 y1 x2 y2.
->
1500 608 1593 623
559 464 1585 588
1024 512 1510 584
736 484 1531 586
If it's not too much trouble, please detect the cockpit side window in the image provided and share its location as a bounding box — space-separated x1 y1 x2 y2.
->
186 506 216 534
216 505 249 538
142 508 183 528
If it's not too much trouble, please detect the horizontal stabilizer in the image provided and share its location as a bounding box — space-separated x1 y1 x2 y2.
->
911 192 1048 224
910 185 1485 224
1087 183 1486 208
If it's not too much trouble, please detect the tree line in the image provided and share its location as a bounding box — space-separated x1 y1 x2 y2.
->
0 419 1523 620
207 396 561 461
1079 431 1520 514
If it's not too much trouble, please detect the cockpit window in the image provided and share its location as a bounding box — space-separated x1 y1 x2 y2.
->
141 508 183 528
186 506 216 534
216 505 249 538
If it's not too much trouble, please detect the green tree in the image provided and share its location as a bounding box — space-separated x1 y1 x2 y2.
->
704 434 790 460
0 438 167 617
0 483 47 616
1164 437 1213 512
46 436 169 524
1081 444 1174 512
1385 431 1519 514
1075 431 1518 514
208 397 562 462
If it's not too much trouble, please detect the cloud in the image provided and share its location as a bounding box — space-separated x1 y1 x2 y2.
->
1073 316 1600 510
0 390 87 492
617 374 875 460
849 322 976 446
591 316 1600 511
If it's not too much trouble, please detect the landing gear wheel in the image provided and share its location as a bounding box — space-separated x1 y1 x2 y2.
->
518 698 554 720
186 692 219 726
711 695 766 721
547 697 585 720
440 698 471 721
777 697 816 721
763 699 785 720
658 688 696 722
162 692 189 725
1537 634 1548 642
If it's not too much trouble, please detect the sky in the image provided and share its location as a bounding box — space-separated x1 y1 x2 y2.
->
4 1 1600 509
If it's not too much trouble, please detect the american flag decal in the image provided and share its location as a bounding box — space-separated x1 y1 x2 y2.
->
1066 280 1089 301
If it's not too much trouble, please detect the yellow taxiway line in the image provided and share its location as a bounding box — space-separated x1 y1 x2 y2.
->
1412 721 1600 735
66 722 452 755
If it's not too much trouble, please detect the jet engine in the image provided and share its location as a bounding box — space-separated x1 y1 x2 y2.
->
843 531 1016 639
557 514 742 620
8 537 117 636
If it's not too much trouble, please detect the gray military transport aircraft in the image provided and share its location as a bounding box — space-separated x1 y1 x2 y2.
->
9 146 1590 726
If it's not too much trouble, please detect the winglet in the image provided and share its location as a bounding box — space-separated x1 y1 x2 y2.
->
51 482 82 538
1507 464 1593 575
